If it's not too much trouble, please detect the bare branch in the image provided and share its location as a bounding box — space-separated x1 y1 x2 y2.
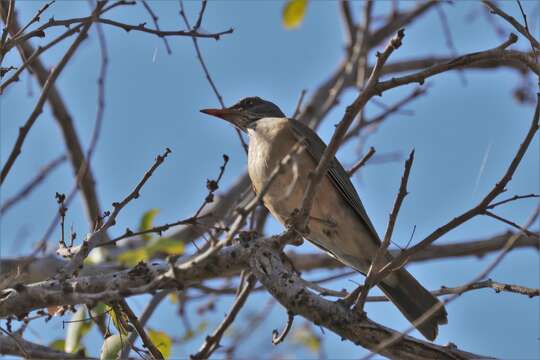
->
376 92 540 282
0 331 94 359
0 154 66 215
365 205 540 359
272 311 294 345
483 0 540 50
0 3 104 185
121 291 170 359
190 272 256 359
292 89 307 119
0 0 15 66
141 0 172 54
339 0 356 48
57 148 171 276
295 29 406 233
350 150 415 311
0 231 536 319
118 299 164 360
347 146 376 177
249 240 489 360
483 210 539 238
365 280 540 301
179 0 248 154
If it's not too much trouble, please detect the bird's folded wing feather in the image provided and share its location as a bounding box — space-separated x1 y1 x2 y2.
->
288 119 381 246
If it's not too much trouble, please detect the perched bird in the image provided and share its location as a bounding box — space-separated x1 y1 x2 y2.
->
201 96 447 340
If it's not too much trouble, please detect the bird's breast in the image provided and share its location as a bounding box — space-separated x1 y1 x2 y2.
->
247 118 307 220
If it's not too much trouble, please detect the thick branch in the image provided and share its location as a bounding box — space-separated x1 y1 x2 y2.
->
249 241 489 360
0 333 95 359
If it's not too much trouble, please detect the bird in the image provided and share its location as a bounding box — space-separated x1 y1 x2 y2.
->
200 96 447 340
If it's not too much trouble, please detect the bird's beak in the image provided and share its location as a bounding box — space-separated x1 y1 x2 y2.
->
200 107 246 130
200 108 238 120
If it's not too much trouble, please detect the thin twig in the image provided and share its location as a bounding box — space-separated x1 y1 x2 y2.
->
120 291 170 359
141 1 172 54
272 311 294 345
118 300 164 360
0 0 15 66
179 0 248 154
96 213 212 248
193 154 229 218
8 0 55 45
295 29 406 234
339 0 356 48
0 3 104 185
482 0 540 51
350 150 414 311
0 154 66 215
190 273 256 359
292 89 307 119
32 11 110 254
343 87 427 144
487 193 539 209
57 148 172 276
347 146 375 177
364 280 540 301
483 210 539 238
363 205 540 359
193 0 207 31
376 92 540 283
181 140 305 267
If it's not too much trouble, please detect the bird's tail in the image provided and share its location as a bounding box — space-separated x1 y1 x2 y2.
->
378 268 448 341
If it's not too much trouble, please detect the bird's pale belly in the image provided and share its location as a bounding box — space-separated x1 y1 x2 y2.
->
249 149 379 274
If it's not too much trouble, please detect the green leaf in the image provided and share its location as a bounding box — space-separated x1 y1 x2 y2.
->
139 208 160 241
282 0 308 29
117 248 149 266
49 339 65 351
148 329 172 359
65 307 92 353
100 334 128 360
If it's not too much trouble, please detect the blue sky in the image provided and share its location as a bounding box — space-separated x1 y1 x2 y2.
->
1 1 539 359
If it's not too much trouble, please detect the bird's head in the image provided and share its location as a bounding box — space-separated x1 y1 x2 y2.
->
200 97 285 131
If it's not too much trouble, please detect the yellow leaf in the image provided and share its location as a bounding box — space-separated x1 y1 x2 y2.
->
106 305 130 336
148 329 172 359
117 248 149 266
283 0 308 29
146 237 184 256
293 326 320 353
168 292 178 304
117 238 182 265
49 339 65 351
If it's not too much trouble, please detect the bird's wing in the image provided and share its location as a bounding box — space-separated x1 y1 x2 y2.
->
288 119 381 245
